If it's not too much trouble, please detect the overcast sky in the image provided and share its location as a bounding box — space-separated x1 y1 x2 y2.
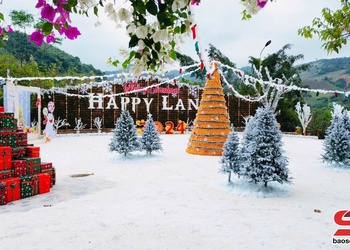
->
1 0 348 72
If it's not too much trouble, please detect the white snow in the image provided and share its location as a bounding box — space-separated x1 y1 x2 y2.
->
1 133 349 249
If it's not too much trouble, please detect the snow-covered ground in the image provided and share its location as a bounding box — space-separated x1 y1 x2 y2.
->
1 133 349 249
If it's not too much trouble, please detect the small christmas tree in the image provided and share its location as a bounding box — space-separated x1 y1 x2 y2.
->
239 115 258 178
109 110 140 156
140 114 163 155
219 125 241 182
322 110 350 165
242 107 290 187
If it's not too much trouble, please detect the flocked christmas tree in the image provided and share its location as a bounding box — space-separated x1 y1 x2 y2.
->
109 110 140 156
186 62 231 156
322 103 350 166
140 114 163 155
241 107 290 187
239 114 258 179
219 125 241 182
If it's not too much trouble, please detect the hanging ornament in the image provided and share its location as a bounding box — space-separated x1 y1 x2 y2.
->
34 79 37 85
191 24 197 40
195 41 199 53
335 92 338 98
200 61 204 71
179 68 182 74
54 79 58 85
316 91 319 97
80 84 88 94
173 79 177 84
35 98 41 107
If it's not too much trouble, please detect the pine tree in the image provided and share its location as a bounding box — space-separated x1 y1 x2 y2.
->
239 115 258 178
140 114 163 154
322 113 350 165
109 110 140 156
220 125 241 182
242 107 290 187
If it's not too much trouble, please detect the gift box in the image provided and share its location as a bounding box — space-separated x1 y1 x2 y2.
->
40 162 53 171
12 147 26 158
0 181 7 205
0 118 17 130
20 157 41 175
42 167 56 187
20 175 38 199
0 146 12 171
0 112 14 118
25 146 40 158
2 177 20 202
0 133 17 147
12 160 27 177
16 132 28 147
0 169 14 179
36 173 51 194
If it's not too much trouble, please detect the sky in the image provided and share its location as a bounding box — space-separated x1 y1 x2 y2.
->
1 0 349 72
1 132 350 249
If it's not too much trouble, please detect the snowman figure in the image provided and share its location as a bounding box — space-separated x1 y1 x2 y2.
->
43 101 55 140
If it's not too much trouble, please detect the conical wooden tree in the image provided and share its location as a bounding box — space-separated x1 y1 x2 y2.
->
186 62 231 156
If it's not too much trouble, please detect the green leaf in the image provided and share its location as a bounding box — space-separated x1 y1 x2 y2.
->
0 13 4 21
154 42 161 52
169 50 177 60
174 26 181 34
146 0 158 16
94 6 99 16
129 35 139 48
42 22 53 36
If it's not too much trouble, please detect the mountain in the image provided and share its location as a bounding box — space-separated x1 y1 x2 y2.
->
0 31 103 76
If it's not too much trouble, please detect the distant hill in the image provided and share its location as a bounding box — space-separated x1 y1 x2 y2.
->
300 57 350 91
0 31 103 76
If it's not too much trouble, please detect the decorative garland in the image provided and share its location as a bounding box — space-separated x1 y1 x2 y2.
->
2 61 349 100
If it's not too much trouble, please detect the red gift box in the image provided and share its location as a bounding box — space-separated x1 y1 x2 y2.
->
0 146 12 171
40 162 53 171
25 146 40 158
16 132 28 147
36 173 51 194
0 181 7 205
12 160 27 177
2 177 20 202
42 167 56 187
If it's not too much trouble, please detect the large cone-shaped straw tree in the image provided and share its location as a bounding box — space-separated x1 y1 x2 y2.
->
186 62 231 156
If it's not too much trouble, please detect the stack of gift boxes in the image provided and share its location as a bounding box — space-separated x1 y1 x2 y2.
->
0 107 56 206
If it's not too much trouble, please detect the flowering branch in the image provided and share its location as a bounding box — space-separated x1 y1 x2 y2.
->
74 117 87 132
93 117 103 131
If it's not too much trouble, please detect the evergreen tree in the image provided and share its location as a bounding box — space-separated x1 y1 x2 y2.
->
220 125 241 182
109 110 140 156
322 113 350 165
240 115 258 178
140 114 163 155
242 107 290 187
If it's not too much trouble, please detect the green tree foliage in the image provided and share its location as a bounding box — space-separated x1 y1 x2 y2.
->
298 0 350 54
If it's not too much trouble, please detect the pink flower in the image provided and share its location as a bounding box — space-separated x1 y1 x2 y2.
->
41 4 56 22
191 0 200 6
6 25 13 33
0 27 3 36
35 0 45 8
30 30 45 46
63 26 81 40
257 0 268 8
46 34 55 44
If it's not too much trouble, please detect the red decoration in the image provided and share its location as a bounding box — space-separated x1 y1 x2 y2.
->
335 92 338 97
174 79 177 84
200 61 204 71
36 98 41 107
179 68 182 74
191 24 197 39
165 121 174 134
176 121 185 134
